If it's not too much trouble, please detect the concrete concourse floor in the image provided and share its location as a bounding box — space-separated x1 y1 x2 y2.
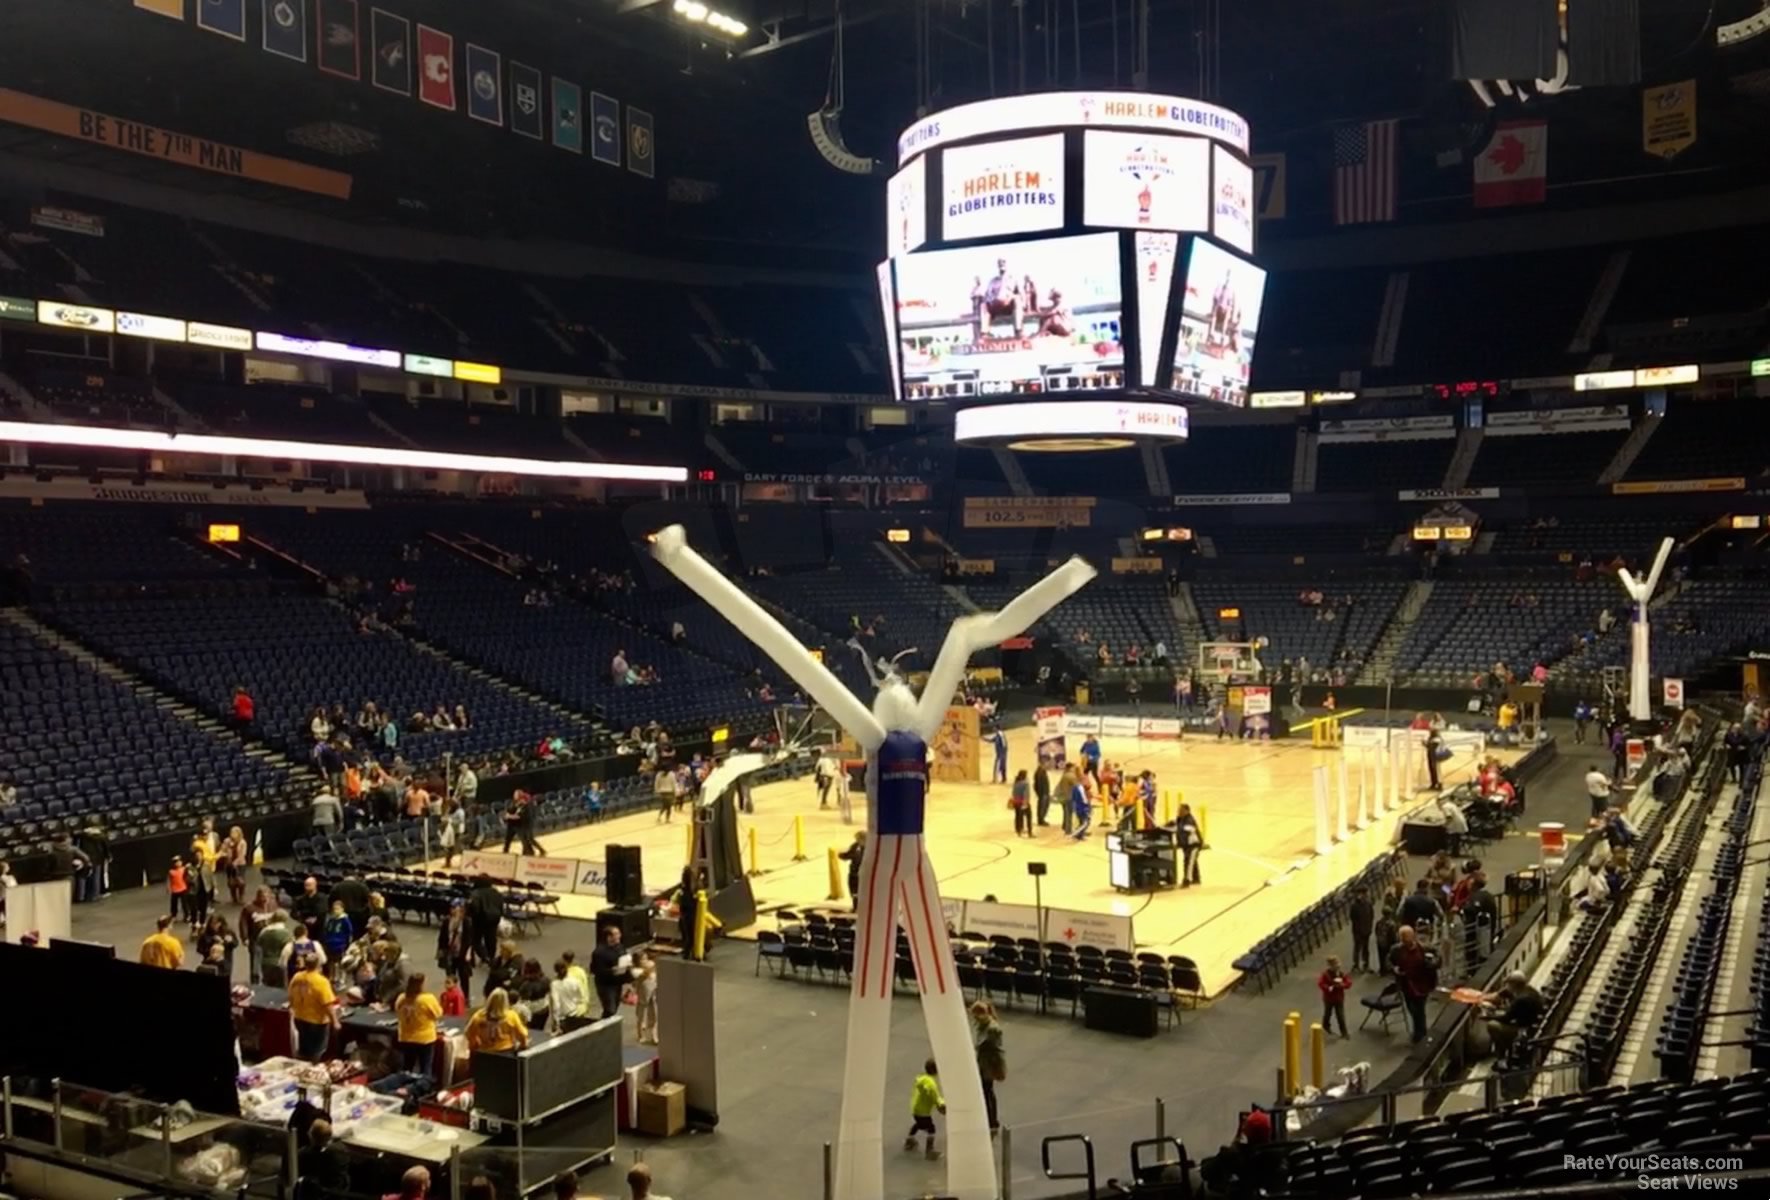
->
59 723 1609 1200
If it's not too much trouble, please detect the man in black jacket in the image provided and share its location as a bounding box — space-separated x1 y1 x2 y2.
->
329 874 372 937
590 925 633 1020
1348 886 1375 972
1397 879 1441 933
1033 763 1052 826
291 876 328 937
466 876 504 964
1461 875 1501 964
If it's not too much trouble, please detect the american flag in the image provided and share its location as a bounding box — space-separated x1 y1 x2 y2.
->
1332 119 1399 225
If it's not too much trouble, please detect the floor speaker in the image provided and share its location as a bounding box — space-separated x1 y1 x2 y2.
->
597 905 653 946
606 843 643 907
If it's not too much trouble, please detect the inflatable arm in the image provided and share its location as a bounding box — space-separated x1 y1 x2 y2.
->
651 525 886 751
913 556 1098 740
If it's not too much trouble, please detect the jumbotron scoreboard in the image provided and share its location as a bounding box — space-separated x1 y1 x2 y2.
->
877 91 1267 417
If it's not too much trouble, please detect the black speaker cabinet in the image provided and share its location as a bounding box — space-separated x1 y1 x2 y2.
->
597 904 653 946
1082 985 1159 1038
605 843 644 907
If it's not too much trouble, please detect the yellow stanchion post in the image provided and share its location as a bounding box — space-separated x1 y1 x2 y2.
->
1161 790 1174 826
1288 1012 1302 1097
747 826 761 876
827 846 844 901
1198 804 1209 843
1310 1023 1325 1091
685 820 695 864
694 888 723 959
793 814 808 862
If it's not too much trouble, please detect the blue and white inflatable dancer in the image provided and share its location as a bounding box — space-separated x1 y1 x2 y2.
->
651 526 1094 1200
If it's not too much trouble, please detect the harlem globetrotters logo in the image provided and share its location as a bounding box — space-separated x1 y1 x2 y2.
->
1118 143 1176 224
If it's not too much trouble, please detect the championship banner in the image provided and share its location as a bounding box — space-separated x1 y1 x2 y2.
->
316 0 361 80
627 106 655 177
1612 477 1744 495
545 79 585 152
417 26 456 110
370 9 412 96
196 0 247 41
590 91 620 163
1252 152 1286 220
262 0 307 62
465 44 504 126
1642 80 1696 160
961 496 1096 528
1035 706 1067 767
509 62 544 140
0 90 351 200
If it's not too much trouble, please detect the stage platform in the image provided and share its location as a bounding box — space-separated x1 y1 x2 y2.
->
449 724 1517 997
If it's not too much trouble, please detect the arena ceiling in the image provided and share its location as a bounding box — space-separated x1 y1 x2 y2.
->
1 0 1768 263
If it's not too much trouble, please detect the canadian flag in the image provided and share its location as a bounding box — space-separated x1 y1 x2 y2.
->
1474 119 1547 208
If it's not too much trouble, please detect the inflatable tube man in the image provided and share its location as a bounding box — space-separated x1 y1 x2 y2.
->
651 526 1094 1200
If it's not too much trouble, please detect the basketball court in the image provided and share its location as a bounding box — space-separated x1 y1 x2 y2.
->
458 719 1517 997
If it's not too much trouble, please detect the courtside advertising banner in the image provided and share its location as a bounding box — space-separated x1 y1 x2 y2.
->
1082 131 1209 231
1241 685 1272 715
1035 705 1067 766
941 133 1065 241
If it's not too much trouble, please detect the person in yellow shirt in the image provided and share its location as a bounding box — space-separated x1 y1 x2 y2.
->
140 916 185 969
904 1057 946 1160
1497 701 1519 744
465 988 529 1055
288 954 340 1062
395 973 446 1079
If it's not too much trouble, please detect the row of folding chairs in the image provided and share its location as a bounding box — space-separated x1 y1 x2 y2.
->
1234 852 1405 993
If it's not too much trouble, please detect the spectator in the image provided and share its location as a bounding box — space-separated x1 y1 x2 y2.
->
626 1163 670 1200
388 1166 430 1200
296 1119 351 1200
289 954 340 1060
591 925 633 1019
140 915 185 968
1398 879 1440 931
611 648 630 685
230 685 255 733
1584 766 1614 826
465 987 530 1054
258 910 294 987
1480 970 1543 1057
1348 886 1374 972
1437 794 1468 855
1317 956 1351 1038
1387 926 1436 1043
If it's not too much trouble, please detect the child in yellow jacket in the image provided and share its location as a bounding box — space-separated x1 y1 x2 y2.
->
904 1058 946 1160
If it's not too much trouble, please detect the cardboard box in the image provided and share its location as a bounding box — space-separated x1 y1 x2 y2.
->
636 1081 686 1137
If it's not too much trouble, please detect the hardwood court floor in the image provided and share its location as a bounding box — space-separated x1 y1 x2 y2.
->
475 726 1517 996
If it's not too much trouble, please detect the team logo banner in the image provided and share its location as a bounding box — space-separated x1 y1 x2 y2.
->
197 0 246 41
262 0 307 61
552 78 583 153
941 132 1063 241
1082 130 1208 232
627 106 655 177
590 91 619 163
465 45 503 126
417 26 454 110
510 62 543 140
317 0 360 80
370 8 411 95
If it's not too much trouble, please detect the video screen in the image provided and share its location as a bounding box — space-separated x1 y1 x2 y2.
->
876 260 903 401
886 155 928 257
941 133 1066 242
1133 232 1178 389
1082 131 1209 233
896 232 1124 400
1169 239 1265 407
